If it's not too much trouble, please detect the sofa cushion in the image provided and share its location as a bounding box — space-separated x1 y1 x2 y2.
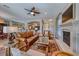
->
27 35 39 46
19 31 33 38
27 35 38 43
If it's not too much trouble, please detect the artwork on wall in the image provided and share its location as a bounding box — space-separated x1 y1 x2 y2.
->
62 4 73 23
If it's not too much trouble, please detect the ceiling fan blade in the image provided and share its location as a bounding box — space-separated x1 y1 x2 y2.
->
35 11 40 14
27 13 30 14
24 8 31 12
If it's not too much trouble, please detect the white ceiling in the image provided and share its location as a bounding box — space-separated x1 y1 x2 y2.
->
0 3 70 23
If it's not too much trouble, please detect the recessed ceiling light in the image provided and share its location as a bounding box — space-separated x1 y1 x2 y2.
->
3 5 10 8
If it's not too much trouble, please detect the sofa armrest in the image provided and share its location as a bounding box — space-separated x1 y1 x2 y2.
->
19 43 29 50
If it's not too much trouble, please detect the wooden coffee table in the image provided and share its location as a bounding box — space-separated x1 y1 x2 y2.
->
35 42 48 55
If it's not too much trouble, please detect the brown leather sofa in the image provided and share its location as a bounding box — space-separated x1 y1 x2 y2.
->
14 31 39 52
19 31 39 46
19 31 34 38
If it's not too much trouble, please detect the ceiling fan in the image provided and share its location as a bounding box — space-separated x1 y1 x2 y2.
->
24 7 40 16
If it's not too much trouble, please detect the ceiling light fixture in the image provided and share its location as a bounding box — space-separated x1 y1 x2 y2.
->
31 12 34 15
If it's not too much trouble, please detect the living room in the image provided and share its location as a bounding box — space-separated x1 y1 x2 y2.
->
0 3 78 56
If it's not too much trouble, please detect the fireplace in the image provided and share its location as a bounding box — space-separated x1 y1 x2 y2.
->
63 31 70 46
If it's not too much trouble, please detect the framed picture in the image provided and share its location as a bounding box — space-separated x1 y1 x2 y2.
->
62 4 73 23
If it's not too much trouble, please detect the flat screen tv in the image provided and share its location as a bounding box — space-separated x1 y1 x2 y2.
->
62 4 73 23
63 31 70 46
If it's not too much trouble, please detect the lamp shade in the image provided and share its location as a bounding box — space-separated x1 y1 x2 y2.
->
3 26 18 33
